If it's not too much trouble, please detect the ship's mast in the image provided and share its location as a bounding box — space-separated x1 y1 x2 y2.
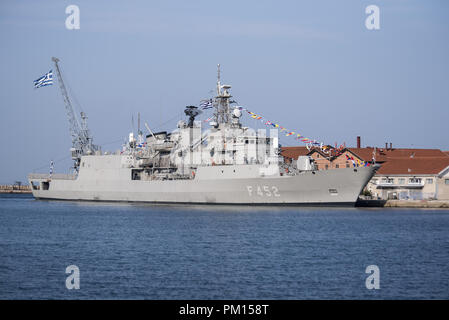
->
214 64 232 125
51 57 98 169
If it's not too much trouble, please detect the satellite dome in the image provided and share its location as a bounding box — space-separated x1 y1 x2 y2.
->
232 108 242 118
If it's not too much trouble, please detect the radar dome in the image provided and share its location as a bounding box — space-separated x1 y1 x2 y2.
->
232 108 242 118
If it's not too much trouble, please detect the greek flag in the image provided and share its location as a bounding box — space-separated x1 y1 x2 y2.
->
34 70 53 88
200 98 213 109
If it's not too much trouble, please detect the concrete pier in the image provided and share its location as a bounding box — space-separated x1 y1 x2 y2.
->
0 185 31 194
357 199 449 208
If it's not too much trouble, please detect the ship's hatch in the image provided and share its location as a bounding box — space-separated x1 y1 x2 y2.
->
132 169 142 180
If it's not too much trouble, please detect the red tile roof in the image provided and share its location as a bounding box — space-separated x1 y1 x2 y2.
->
281 146 310 159
346 148 387 162
282 147 388 162
346 148 448 161
382 148 447 158
376 157 449 175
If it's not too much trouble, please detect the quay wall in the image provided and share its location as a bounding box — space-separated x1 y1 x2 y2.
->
0 185 32 194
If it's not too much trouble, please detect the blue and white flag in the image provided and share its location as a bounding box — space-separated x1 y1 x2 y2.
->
200 98 213 109
34 70 53 88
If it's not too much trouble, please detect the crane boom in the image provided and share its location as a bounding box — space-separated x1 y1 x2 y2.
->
51 57 98 169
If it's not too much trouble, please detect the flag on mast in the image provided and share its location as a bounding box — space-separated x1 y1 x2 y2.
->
34 70 53 88
200 98 213 109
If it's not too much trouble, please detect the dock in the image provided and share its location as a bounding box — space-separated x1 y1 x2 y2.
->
0 185 32 194
356 199 449 208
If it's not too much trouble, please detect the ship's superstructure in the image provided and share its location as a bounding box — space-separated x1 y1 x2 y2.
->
28 61 377 205
119 64 280 182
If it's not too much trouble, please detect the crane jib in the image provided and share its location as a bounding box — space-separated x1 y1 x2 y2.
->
51 57 99 169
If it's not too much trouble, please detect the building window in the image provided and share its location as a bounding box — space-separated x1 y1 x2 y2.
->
325 164 329 170
409 178 422 184
371 179 378 185
382 178 394 184
426 178 433 184
398 178 405 184
346 164 350 168
316 154 320 158
445 179 449 185
335 164 339 168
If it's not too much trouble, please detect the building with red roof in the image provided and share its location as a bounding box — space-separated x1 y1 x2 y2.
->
281 142 449 200
366 157 449 200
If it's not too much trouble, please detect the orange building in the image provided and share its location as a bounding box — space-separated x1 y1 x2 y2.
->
281 146 379 169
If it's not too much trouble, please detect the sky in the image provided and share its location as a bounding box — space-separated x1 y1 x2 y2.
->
0 0 448 184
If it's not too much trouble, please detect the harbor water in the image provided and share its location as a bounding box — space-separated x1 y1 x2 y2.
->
0 194 448 299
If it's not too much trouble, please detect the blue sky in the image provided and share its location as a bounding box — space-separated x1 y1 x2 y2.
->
0 0 448 184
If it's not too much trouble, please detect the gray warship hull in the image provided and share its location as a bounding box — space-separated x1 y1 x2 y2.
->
29 61 376 206
28 157 376 205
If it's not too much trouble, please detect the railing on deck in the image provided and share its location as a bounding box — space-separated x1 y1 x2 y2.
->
28 173 76 180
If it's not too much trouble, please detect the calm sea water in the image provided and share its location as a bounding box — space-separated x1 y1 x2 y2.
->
0 194 448 299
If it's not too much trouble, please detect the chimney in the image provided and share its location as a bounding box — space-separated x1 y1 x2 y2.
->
389 142 392 150
357 136 361 149
385 142 388 150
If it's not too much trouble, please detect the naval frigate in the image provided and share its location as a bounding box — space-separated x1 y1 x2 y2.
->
28 59 377 205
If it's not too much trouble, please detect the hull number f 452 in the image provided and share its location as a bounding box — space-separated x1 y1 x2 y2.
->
246 185 280 197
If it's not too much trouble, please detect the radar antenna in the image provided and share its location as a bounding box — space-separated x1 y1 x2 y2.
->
51 57 98 169
214 64 232 124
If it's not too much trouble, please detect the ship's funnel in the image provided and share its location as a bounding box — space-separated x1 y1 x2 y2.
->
184 106 202 128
